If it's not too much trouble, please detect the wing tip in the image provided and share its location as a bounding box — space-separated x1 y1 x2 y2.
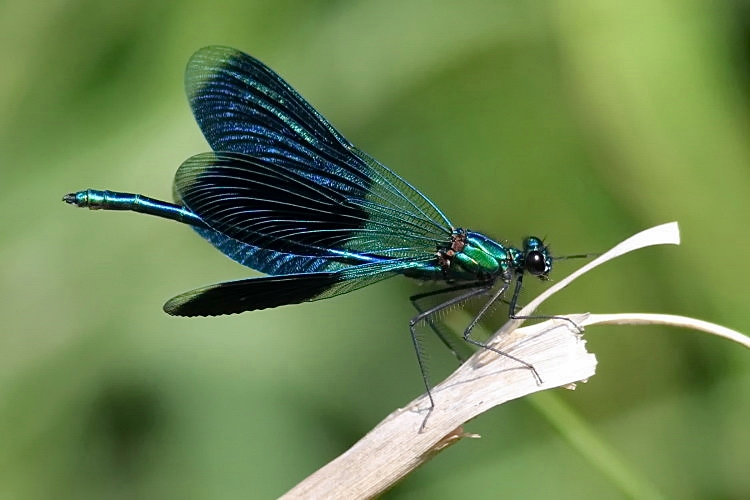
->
162 294 244 317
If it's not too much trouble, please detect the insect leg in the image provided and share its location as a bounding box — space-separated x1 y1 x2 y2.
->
410 282 490 363
460 281 543 384
409 285 492 425
508 273 582 333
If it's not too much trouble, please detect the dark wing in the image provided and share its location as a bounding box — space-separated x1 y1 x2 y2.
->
186 45 354 161
174 152 448 263
180 46 453 274
163 260 424 316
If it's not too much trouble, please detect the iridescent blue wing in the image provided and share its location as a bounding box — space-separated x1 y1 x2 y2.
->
180 46 453 274
174 152 448 264
186 45 353 162
184 224 342 275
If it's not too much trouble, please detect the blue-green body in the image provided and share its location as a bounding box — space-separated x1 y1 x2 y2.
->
67 188 552 313
64 46 556 409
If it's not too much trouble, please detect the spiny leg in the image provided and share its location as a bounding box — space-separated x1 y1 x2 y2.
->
508 273 582 333
458 282 543 385
410 282 490 363
409 285 493 429
411 283 520 362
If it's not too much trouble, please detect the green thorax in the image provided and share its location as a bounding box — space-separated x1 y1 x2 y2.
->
442 230 552 283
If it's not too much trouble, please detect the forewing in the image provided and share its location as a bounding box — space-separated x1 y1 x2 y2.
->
186 45 354 162
181 46 453 267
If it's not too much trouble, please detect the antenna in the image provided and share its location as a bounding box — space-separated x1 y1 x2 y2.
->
554 252 599 261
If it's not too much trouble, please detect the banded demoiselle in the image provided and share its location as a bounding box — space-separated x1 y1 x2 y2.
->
64 46 566 411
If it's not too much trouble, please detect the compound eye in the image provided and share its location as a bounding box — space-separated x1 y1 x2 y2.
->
525 250 548 276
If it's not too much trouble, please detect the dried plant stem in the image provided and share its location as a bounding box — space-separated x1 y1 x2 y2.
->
582 313 750 348
281 223 749 499
283 316 595 499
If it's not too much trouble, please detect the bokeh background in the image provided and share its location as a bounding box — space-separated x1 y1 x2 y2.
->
2 0 749 498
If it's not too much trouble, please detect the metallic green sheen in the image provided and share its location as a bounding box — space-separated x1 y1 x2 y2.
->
452 232 513 277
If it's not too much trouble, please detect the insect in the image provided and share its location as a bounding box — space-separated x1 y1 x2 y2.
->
64 46 564 410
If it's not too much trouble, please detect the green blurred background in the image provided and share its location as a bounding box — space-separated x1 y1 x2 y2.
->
2 0 749 498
